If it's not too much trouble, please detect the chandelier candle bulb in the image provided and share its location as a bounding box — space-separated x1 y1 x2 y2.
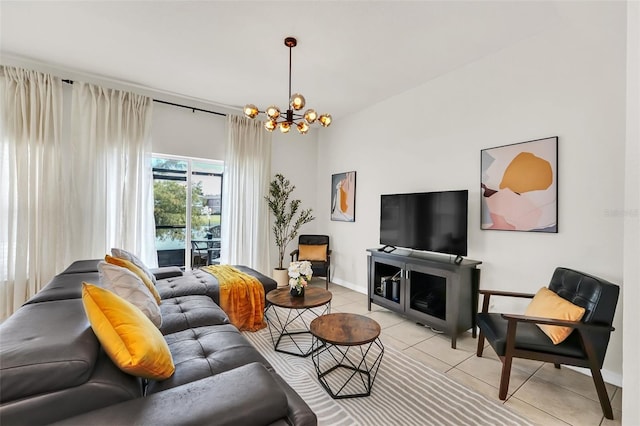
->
243 36 331 134
243 104 259 119
304 109 317 123
318 114 332 127
266 105 280 119
290 93 305 110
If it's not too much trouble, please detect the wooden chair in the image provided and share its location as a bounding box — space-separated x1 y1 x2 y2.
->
290 235 331 289
476 267 619 419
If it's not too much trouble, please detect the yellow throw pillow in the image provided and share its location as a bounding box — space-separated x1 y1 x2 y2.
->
105 255 161 304
524 287 586 344
299 244 327 261
81 283 174 380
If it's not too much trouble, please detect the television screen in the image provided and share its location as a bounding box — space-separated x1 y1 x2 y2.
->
380 190 468 256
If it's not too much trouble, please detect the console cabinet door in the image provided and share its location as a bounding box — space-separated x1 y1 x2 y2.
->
405 263 454 334
368 256 405 311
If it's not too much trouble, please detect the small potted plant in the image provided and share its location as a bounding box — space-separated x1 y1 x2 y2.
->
288 261 313 297
265 174 315 288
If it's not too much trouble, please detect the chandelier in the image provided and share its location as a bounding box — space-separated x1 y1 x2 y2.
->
243 37 332 135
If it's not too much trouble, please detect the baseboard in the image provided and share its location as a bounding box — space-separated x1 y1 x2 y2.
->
565 365 622 388
330 277 366 294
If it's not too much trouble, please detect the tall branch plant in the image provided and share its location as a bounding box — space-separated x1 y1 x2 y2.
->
266 174 315 269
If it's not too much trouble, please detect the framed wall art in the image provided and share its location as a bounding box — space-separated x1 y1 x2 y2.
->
481 136 558 232
331 171 356 222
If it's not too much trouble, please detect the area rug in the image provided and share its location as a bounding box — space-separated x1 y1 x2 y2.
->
243 310 532 426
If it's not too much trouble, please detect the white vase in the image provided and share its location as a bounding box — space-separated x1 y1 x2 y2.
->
272 268 289 289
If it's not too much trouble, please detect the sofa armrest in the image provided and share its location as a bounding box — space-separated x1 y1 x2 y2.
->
51 363 289 426
501 313 615 331
150 266 183 280
478 289 535 313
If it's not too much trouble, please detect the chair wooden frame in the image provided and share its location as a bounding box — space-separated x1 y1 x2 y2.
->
476 289 616 420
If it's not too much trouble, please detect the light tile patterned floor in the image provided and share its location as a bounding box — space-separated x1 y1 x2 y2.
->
312 279 622 426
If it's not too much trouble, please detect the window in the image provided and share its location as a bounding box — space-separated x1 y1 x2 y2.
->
152 154 223 268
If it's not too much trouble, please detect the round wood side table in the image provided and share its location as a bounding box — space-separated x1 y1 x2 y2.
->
265 287 332 357
310 313 384 398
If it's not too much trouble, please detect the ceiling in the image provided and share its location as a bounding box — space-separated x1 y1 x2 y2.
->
0 1 563 118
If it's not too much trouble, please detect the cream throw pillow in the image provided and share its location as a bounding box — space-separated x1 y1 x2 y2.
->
105 255 161 305
98 261 162 328
111 248 157 285
524 287 586 345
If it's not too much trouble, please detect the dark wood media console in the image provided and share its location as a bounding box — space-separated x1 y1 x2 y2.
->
367 248 482 349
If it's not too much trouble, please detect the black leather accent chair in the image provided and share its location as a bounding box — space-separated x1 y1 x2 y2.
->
476 267 619 419
290 235 331 289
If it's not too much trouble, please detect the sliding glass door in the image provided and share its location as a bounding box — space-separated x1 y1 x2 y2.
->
152 155 223 268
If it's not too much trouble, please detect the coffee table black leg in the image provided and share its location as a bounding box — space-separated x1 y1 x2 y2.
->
265 304 330 357
312 337 384 399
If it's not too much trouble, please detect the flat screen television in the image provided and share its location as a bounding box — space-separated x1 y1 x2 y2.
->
379 190 468 257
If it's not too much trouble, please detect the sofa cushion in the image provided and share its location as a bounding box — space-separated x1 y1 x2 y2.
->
82 283 174 380
60 259 101 274
160 295 229 335
234 265 278 295
98 261 162 327
156 268 221 303
24 272 99 304
105 255 161 304
147 324 270 394
156 266 277 305
50 363 289 426
0 349 142 425
150 266 184 280
0 299 99 403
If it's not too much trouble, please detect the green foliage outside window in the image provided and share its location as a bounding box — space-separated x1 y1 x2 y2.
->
154 180 210 241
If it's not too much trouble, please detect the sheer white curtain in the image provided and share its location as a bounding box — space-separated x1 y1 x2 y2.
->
66 82 156 267
0 67 64 319
221 115 272 274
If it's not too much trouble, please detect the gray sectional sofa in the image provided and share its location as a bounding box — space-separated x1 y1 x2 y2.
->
0 259 317 426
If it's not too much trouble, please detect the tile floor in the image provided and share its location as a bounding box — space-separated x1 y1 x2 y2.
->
313 279 622 426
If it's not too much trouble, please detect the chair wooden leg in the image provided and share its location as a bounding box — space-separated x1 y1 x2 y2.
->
325 275 328 290
589 366 614 420
499 318 517 400
581 332 614 419
499 354 513 400
476 330 485 357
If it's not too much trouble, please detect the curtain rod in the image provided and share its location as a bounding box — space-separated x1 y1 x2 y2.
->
62 79 227 117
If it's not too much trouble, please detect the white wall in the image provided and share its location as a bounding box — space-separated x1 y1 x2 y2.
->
623 1 639 424
317 2 626 382
269 130 321 267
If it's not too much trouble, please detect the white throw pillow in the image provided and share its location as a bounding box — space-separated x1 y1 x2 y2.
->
111 248 157 285
97 261 162 328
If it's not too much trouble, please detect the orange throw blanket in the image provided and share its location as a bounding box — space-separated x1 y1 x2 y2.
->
202 265 266 332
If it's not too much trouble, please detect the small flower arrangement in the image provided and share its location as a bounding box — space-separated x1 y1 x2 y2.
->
288 260 313 291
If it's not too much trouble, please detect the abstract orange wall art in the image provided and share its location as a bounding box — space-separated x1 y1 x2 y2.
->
331 171 356 222
481 137 558 232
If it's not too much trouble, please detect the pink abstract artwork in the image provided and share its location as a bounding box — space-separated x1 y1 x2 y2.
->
481 137 558 232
